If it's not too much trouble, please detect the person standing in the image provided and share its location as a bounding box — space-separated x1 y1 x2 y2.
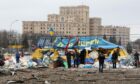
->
112 47 120 69
0 51 5 67
80 49 86 64
74 48 80 68
134 51 139 67
15 51 20 63
0 51 4 60
98 50 105 73
65 51 72 68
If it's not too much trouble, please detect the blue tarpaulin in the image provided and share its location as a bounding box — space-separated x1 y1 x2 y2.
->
53 36 119 49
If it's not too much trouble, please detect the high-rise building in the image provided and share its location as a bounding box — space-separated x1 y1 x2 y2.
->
22 5 130 46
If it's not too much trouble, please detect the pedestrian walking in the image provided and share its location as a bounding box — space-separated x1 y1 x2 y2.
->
112 47 120 69
134 51 139 67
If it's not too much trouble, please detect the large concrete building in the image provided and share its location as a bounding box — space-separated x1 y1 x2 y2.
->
23 5 89 36
23 21 48 34
23 5 130 46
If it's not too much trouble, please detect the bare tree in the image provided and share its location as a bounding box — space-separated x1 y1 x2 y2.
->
0 30 9 48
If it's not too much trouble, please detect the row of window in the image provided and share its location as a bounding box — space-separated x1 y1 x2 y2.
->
24 30 87 35
61 10 88 15
24 23 47 26
24 25 87 30
24 22 88 27
24 27 81 30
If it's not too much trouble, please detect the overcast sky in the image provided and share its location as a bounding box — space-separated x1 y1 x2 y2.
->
0 0 140 41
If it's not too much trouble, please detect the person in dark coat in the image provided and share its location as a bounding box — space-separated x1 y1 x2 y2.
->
0 51 5 66
112 47 120 69
134 51 139 67
74 48 80 68
98 50 105 73
15 51 20 63
65 51 72 68
0 51 4 60
80 49 86 64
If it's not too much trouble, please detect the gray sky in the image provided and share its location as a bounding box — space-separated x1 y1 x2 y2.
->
0 0 140 41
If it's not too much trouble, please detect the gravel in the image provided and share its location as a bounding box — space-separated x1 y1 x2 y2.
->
1 68 140 84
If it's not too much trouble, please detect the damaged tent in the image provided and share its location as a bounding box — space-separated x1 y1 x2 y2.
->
54 36 128 56
53 36 128 64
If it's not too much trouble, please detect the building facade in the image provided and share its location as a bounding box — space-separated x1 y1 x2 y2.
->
23 21 48 34
101 25 130 47
23 5 130 46
89 17 102 36
23 5 89 36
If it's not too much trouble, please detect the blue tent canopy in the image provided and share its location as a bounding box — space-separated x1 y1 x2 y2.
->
53 36 119 49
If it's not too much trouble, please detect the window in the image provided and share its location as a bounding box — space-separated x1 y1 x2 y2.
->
56 24 58 27
61 17 64 22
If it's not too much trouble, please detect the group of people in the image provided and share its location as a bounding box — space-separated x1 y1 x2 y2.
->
98 48 140 73
1 46 139 72
65 48 81 68
64 47 121 73
0 50 24 67
98 47 120 73
52 47 140 73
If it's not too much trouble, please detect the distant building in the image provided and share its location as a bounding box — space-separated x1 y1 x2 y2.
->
22 5 130 47
23 21 47 34
89 17 102 36
101 25 130 47
23 5 89 36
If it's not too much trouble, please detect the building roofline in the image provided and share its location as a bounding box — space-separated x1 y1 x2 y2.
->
60 5 89 8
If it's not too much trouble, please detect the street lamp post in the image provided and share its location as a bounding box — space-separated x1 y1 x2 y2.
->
9 20 19 54
10 20 19 33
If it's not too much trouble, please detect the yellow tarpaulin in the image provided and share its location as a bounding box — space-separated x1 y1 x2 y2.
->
32 48 43 60
8 45 23 49
110 48 128 58
50 50 59 61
